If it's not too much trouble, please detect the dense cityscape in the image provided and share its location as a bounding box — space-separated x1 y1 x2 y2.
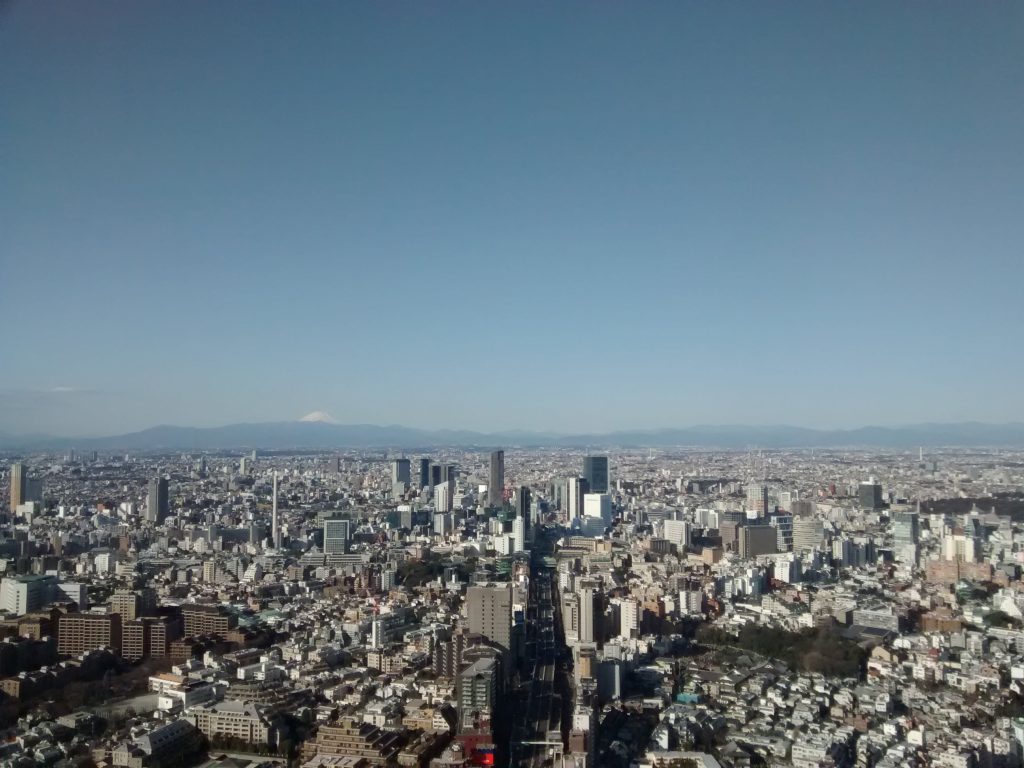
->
1 444 1024 768
4 2 1021 767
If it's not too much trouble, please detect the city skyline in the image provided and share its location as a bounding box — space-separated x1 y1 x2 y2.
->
4 2 1022 435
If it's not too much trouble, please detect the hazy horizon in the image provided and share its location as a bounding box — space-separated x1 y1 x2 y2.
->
3 2 1022 436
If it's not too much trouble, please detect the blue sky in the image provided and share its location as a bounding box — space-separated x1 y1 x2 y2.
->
2 2 1022 436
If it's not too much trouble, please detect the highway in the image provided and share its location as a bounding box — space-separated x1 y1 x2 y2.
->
511 534 568 768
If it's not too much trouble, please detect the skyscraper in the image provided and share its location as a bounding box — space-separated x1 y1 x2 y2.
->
583 493 612 524
419 458 431 489
489 450 504 508
859 478 884 510
8 463 25 513
745 483 769 517
391 458 411 485
271 472 282 549
566 477 589 523
323 518 350 555
583 456 610 494
516 485 531 541
146 477 169 523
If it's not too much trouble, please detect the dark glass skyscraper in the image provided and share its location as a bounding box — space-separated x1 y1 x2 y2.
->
583 456 610 494
419 458 431 489
147 477 169 523
489 450 505 508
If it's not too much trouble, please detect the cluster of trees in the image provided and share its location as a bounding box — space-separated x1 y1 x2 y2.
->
922 493 1024 521
696 624 865 678
397 555 476 587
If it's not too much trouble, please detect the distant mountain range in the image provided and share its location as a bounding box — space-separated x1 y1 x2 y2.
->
2 421 1024 452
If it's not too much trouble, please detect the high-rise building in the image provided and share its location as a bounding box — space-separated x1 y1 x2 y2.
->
663 519 690 550
391 458 411 485
489 451 504 508
515 486 531 540
512 516 525 553
419 458 431 489
583 493 612 524
458 657 498 733
578 585 598 644
892 510 920 547
739 524 778 558
8 463 26 512
566 477 588 523
147 477 169 524
0 575 57 615
792 516 825 552
745 483 769 517
616 598 639 639
434 481 454 514
583 456 610 495
323 518 350 555
859 479 884 510
271 472 281 549
466 584 512 656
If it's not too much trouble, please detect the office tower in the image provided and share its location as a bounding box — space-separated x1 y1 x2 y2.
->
583 456 610 494
391 458 411 485
434 512 453 536
516 485 531 539
892 510 920 547
583 493 612 524
566 477 588 522
239 457 248 475
9 463 26 512
859 478 884 510
745 483 769 517
663 519 690 550
792 516 825 552
324 518 350 555
770 513 793 551
0 575 57 615
489 450 504 508
271 473 281 549
740 524 778 558
147 477 169 523
466 584 512 655
419 458 431 489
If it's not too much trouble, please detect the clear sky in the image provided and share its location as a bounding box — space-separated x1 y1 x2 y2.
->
2 2 1022 436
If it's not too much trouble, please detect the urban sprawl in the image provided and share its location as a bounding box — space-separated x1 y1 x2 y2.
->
2 446 1024 768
